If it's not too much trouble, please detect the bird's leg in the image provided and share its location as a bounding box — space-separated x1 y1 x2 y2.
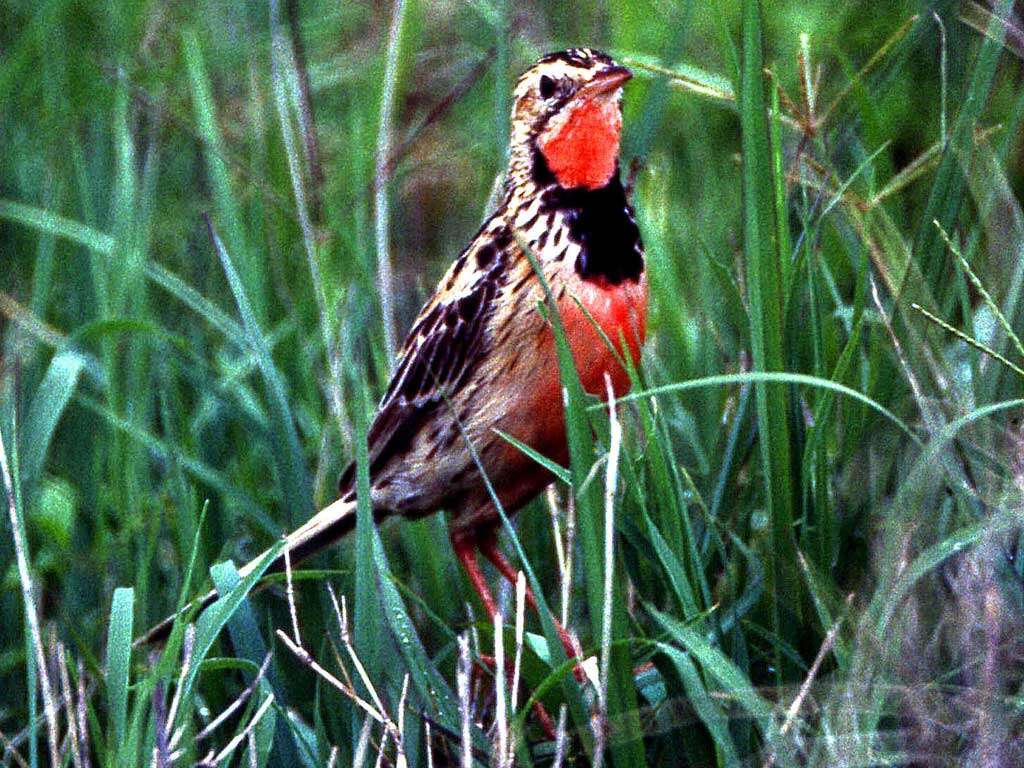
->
452 528 557 739
476 531 584 680
451 530 501 618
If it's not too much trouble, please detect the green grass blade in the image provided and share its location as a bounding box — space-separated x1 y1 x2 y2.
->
653 641 741 766
21 350 85 499
0 199 115 255
210 561 302 767
184 543 286 696
207 220 313 528
492 429 571 484
610 372 918 444
351 379 383 731
911 0 1013 291
649 606 780 748
182 28 264 322
104 587 134 748
739 0 800 676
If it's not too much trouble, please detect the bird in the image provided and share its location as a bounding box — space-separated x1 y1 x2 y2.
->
140 48 647 656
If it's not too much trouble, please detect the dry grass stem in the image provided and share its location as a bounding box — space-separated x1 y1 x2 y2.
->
284 547 301 646
353 715 374 768
166 625 195 752
0 727 30 768
457 633 472 768
552 705 568 768
276 629 387 725
493 611 508 767
594 374 623 766
209 694 274 767
194 653 272 743
56 642 83 768
0 429 61 768
396 674 410 768
335 593 391 726
75 659 91 768
510 572 525 718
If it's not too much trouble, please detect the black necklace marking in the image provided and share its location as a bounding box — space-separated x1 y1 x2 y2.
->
531 150 643 285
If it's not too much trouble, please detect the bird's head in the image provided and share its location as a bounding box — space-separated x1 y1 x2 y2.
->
509 48 632 192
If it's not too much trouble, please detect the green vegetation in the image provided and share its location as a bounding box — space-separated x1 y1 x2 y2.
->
3 0 1024 764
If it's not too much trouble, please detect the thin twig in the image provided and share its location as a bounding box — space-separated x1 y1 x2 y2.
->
0 727 30 768
325 584 362 696
374 726 390 768
762 595 853 768
336 594 391 724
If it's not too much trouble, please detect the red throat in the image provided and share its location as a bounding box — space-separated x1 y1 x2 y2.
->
539 97 622 190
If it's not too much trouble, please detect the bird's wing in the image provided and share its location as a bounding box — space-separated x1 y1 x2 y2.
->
339 217 515 492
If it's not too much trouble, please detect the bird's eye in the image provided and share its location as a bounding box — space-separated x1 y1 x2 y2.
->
538 75 556 99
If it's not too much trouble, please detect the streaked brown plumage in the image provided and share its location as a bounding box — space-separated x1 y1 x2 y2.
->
140 48 646 654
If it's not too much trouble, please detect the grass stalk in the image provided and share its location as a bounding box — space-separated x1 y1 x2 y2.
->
0 425 60 768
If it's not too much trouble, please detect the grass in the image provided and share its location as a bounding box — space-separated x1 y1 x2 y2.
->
3 0 1024 765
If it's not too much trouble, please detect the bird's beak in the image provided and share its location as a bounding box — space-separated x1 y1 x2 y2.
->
577 65 632 99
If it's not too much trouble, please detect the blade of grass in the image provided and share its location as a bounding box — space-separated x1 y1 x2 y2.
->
372 0 411 361
210 561 302 766
20 349 85 500
351 377 384 739
207 219 313 529
911 0 1013 291
182 28 265 322
105 587 133 749
607 372 919 445
652 641 741 767
648 606 780 748
739 0 800 679
0 198 115 255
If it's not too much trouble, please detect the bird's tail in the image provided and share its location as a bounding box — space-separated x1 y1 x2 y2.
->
135 495 359 647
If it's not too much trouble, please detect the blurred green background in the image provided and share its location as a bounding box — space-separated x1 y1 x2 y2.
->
2 0 1024 765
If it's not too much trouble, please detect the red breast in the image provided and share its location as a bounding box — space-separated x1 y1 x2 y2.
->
559 274 647 398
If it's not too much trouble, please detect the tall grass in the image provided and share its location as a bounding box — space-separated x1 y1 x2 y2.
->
3 0 1024 765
